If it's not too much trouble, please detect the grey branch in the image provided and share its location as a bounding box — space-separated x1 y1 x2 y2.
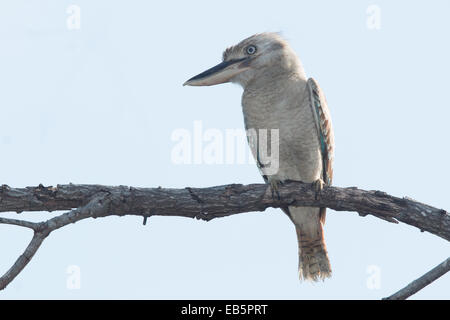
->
383 257 450 300
0 181 449 296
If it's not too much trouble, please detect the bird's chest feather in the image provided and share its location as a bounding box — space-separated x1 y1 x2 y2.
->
242 85 322 182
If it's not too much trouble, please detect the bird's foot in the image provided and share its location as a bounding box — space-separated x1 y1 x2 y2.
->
313 178 325 200
269 179 283 201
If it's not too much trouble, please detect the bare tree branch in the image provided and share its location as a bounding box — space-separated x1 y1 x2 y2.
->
0 231 47 290
0 193 111 290
1 182 449 240
0 217 38 230
383 257 450 300
0 181 449 294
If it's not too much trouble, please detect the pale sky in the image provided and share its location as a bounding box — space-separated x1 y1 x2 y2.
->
0 0 449 299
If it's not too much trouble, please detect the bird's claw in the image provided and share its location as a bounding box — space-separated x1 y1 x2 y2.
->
269 180 283 201
313 178 325 200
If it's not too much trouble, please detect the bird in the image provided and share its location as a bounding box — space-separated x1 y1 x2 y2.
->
184 32 334 281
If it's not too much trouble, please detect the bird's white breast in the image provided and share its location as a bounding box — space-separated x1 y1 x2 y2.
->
242 76 322 183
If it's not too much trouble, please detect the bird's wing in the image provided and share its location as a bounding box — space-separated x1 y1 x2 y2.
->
307 78 334 185
306 78 335 222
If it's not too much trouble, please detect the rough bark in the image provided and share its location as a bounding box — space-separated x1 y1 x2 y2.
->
1 182 449 241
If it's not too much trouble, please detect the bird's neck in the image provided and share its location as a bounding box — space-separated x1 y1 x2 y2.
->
243 66 306 98
243 61 306 91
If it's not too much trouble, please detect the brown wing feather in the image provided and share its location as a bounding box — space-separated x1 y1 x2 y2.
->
307 78 335 224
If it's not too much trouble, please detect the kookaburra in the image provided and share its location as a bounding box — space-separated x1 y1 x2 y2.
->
184 33 334 281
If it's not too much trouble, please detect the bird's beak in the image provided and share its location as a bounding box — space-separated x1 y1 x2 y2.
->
183 57 250 86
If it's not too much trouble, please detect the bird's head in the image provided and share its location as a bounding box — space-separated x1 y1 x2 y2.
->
183 32 302 88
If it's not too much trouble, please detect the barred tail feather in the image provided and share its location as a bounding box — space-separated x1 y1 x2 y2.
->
290 206 332 281
296 225 331 281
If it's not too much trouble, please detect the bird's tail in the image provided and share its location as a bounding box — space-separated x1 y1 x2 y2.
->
294 210 332 281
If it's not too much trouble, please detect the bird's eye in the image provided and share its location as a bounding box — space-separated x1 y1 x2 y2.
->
246 45 257 55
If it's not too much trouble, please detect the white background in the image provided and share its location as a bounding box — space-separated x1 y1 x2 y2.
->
0 0 449 299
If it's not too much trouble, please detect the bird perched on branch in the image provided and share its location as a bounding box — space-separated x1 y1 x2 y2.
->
184 32 335 281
